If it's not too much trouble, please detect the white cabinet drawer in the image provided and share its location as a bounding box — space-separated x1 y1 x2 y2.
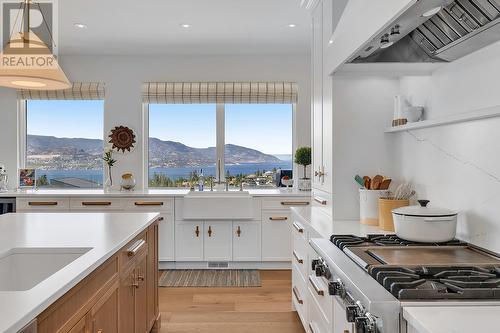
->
292 262 308 326
261 211 292 261
69 198 124 211
16 198 70 211
308 287 331 333
261 197 310 210
308 274 332 325
293 231 308 280
123 198 174 212
311 189 332 216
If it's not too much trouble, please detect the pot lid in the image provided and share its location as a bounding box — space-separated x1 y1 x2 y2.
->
392 200 457 217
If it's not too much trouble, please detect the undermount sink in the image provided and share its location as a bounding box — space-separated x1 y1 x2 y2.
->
182 190 254 219
0 247 92 291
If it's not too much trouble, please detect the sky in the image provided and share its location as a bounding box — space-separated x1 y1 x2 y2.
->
27 101 293 155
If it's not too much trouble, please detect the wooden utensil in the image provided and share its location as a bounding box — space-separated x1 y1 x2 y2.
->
363 176 371 190
379 178 392 190
371 175 384 190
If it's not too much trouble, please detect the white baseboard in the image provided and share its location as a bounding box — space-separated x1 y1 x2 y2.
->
159 261 291 270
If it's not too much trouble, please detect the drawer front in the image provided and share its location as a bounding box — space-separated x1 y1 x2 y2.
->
123 197 174 213
261 197 310 210
119 231 148 271
292 263 307 326
70 198 124 211
308 274 332 324
308 288 331 333
292 231 308 280
311 189 332 216
17 198 70 211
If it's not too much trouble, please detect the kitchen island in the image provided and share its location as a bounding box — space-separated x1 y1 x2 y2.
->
0 212 160 333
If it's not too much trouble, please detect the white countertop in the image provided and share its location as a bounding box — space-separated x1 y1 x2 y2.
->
403 306 500 333
0 212 160 333
0 188 310 198
291 206 386 238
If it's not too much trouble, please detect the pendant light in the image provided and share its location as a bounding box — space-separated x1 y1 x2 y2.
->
0 0 70 90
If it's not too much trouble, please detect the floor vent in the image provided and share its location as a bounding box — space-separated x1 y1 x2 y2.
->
207 261 229 268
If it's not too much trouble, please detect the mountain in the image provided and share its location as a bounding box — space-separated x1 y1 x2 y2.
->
27 135 282 168
149 139 281 167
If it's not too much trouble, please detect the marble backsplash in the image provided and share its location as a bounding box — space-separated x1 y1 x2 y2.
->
396 116 500 253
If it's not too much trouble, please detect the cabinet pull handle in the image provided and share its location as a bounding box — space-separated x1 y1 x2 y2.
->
292 222 304 233
195 226 200 237
308 276 325 296
28 201 58 206
269 216 288 221
135 201 164 206
292 286 303 304
208 226 213 237
127 239 146 257
293 251 303 264
309 323 317 333
131 272 139 289
281 201 310 206
92 319 104 333
82 201 112 206
313 196 327 205
137 268 145 281
236 226 241 237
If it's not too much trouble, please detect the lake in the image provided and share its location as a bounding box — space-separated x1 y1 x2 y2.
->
36 162 293 186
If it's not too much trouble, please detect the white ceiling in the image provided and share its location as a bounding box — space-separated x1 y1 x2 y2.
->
58 0 310 55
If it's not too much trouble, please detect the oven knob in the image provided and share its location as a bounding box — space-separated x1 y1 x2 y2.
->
328 280 343 296
345 305 359 323
315 264 324 277
311 259 320 271
354 316 376 333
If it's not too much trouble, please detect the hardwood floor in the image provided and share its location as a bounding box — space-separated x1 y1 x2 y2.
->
159 270 305 333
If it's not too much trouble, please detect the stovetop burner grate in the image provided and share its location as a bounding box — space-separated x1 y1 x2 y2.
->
369 265 500 300
330 234 467 250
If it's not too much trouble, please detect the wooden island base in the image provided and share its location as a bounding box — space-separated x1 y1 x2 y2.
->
36 219 160 333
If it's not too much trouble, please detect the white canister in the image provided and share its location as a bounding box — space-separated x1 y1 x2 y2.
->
359 189 388 226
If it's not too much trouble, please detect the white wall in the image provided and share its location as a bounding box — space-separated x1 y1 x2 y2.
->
0 54 311 190
332 76 399 220
397 40 500 253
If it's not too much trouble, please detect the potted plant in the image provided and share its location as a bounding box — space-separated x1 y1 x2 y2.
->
295 147 311 191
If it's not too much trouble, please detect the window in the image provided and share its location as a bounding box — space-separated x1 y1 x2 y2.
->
147 103 293 188
25 100 104 188
148 104 217 187
225 104 293 188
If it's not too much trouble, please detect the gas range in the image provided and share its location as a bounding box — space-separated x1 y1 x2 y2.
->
308 235 500 333
330 234 500 301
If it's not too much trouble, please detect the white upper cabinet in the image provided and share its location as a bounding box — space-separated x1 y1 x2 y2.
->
327 0 416 73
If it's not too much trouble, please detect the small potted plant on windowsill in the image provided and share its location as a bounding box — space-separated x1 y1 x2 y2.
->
295 146 311 191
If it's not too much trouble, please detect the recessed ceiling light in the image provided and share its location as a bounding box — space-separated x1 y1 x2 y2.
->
328 39 333 44
74 23 87 29
422 6 442 17
180 23 191 28
288 23 297 28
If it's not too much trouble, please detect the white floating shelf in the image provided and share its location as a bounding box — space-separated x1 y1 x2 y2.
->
385 105 500 133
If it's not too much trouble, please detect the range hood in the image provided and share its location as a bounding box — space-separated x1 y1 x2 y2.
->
350 0 500 63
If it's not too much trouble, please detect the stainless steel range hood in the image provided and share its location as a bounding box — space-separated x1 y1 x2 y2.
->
350 0 500 63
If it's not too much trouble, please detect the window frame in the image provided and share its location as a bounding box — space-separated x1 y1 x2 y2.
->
19 99 106 188
143 102 296 189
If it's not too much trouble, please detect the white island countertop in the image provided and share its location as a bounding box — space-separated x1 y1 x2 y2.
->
403 306 500 333
0 188 310 198
0 212 160 333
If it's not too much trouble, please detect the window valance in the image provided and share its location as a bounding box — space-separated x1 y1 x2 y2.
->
142 82 298 104
18 82 105 100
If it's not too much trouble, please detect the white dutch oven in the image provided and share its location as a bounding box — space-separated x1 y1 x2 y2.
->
392 200 458 243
